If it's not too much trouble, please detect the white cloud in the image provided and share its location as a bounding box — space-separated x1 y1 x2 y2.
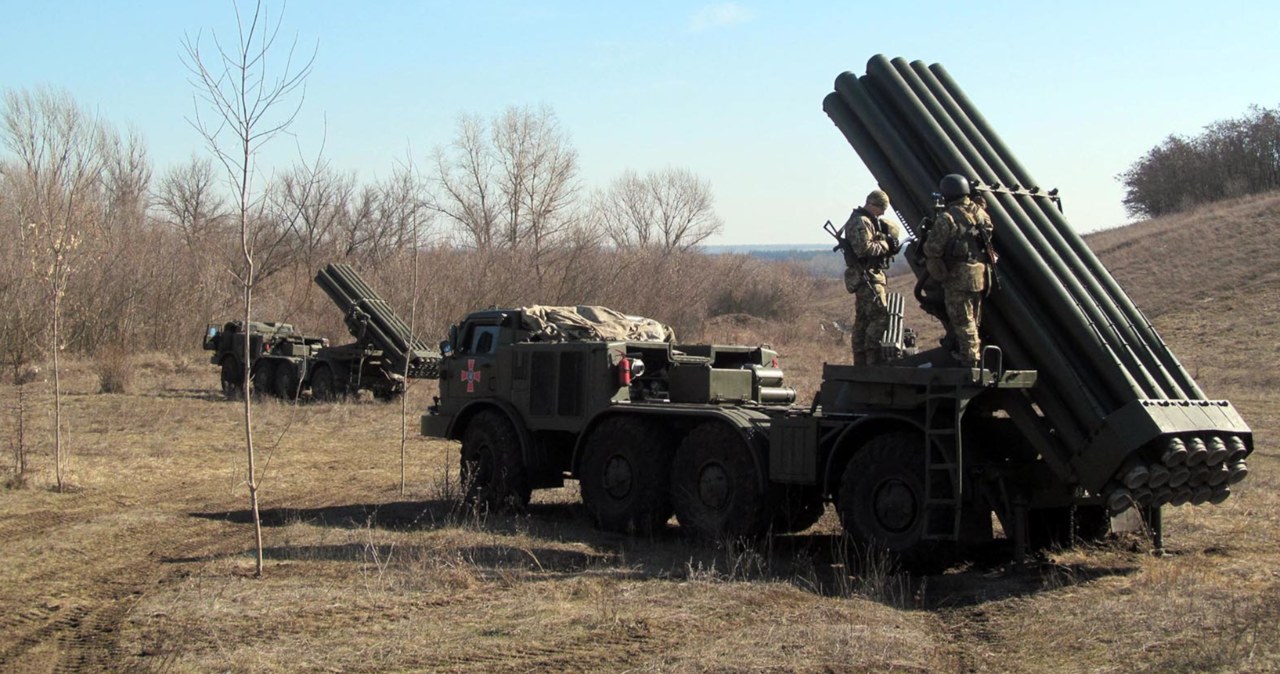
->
690 3 756 31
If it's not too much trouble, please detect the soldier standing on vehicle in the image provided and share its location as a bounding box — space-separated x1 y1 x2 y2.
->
842 189 902 365
922 174 995 368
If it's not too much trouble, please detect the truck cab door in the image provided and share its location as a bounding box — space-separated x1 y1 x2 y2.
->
449 322 500 397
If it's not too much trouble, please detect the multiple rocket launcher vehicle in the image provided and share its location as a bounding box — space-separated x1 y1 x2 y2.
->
822 55 1252 522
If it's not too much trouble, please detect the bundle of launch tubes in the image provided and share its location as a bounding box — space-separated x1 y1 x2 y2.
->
823 55 1252 515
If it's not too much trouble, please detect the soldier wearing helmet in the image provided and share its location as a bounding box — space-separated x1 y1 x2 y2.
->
922 174 995 368
842 189 903 365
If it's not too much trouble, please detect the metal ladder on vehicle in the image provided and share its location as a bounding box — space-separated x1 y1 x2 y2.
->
922 382 968 540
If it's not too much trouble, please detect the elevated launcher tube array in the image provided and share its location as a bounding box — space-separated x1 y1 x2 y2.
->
823 55 1251 514
315 263 440 379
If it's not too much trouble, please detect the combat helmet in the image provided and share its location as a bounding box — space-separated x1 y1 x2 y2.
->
939 174 971 202
865 189 890 209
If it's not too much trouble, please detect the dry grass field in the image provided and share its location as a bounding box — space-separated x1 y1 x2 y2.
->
3 194 1280 673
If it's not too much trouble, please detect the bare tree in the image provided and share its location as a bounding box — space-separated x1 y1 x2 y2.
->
392 157 433 495
183 0 315 578
595 166 722 254
273 158 353 270
369 163 433 264
1 87 115 491
433 114 499 249
0 165 46 385
155 155 229 247
433 106 580 266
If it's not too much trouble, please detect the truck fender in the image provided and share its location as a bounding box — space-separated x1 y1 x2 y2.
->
445 399 537 468
822 413 930 493
572 407 771 492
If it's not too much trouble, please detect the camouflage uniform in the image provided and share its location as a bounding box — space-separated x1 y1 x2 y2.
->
922 196 994 368
843 196 901 365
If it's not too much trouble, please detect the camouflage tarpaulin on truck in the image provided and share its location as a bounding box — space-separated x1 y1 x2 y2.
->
519 305 676 343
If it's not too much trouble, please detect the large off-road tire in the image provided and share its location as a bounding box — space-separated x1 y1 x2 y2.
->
274 361 302 401
310 365 339 402
671 421 770 539
769 485 826 534
220 357 243 398
579 417 674 534
252 360 277 398
1027 505 1112 550
836 431 942 569
460 410 530 512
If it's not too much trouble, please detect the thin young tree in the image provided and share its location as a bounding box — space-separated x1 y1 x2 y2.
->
385 158 432 494
182 0 315 577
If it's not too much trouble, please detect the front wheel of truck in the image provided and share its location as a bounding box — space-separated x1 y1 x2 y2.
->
460 410 530 512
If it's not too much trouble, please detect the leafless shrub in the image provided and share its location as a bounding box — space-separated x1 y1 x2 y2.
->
94 344 136 394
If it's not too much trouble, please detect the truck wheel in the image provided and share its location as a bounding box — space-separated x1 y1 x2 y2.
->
580 417 673 534
310 365 339 402
671 422 769 539
220 357 243 398
460 410 530 512
252 360 277 398
274 362 301 401
769 485 826 534
836 432 941 568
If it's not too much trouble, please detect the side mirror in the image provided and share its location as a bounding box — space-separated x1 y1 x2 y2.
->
439 340 453 357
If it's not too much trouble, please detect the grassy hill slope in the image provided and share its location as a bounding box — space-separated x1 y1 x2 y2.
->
1086 191 1280 394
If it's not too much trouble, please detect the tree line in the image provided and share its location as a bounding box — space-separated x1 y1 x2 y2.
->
1119 104 1280 218
0 87 810 380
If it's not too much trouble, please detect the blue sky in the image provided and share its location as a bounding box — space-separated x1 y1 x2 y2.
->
4 1 1278 244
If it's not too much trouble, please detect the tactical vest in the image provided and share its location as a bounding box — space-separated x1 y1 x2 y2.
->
942 203 993 264
850 208 894 270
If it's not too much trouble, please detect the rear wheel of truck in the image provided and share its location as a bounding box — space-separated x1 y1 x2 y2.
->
252 360 277 398
310 365 339 402
671 421 769 539
580 417 673 535
274 362 301 401
220 357 243 398
460 410 530 512
836 431 942 570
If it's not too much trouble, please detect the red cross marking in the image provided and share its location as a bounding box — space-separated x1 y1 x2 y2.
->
461 359 482 393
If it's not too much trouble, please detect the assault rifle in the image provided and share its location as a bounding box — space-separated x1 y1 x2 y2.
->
823 219 857 268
